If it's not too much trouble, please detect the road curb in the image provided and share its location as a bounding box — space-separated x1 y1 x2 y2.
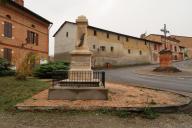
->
16 99 191 113
133 70 192 78
15 85 192 113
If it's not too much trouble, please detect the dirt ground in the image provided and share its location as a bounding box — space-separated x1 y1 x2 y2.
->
16 83 190 110
0 112 192 128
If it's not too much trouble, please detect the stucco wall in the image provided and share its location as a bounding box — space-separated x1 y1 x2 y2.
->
54 23 160 67
54 23 77 62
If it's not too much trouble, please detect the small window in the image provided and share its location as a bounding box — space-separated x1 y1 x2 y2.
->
3 48 12 63
170 44 173 50
100 46 106 51
111 47 114 52
27 30 39 45
145 41 147 45
94 30 97 36
107 33 109 39
164 44 167 49
128 49 131 54
154 44 157 50
126 37 129 42
174 46 177 52
93 45 96 49
31 24 35 28
6 15 11 19
66 32 69 37
139 50 142 55
117 35 120 40
4 22 12 38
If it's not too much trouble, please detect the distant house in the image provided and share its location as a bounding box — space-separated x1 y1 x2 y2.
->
0 0 52 69
145 34 186 61
170 35 192 59
53 21 162 67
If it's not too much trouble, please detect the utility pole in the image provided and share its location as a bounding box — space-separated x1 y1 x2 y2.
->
160 24 170 49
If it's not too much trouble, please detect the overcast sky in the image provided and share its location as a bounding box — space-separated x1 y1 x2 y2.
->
24 0 192 56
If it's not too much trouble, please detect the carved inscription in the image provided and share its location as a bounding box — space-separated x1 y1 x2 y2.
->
71 56 91 69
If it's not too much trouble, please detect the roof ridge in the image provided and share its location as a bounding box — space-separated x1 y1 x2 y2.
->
7 0 52 24
53 21 161 44
171 35 192 38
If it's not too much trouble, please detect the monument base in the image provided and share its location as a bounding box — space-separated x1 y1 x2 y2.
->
153 67 181 73
48 87 108 100
59 79 101 87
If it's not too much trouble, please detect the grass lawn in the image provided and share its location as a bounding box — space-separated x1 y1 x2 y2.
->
0 76 49 112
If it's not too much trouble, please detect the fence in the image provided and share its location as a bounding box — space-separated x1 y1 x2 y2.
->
52 70 105 88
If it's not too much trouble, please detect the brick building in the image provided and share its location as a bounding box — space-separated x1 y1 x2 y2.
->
170 35 192 59
0 0 52 69
53 21 162 67
145 34 186 61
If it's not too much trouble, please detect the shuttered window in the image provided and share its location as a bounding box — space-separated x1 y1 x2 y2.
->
4 22 12 38
3 48 12 62
27 30 39 45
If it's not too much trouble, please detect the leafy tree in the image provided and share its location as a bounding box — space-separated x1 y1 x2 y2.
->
16 52 37 80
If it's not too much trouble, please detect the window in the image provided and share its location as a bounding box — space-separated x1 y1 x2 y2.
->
93 45 96 49
27 30 39 45
111 46 114 52
145 41 147 45
128 49 131 54
139 50 142 55
6 15 11 19
164 44 167 49
126 37 129 42
174 46 177 52
100 46 106 51
94 30 97 36
3 48 12 62
174 55 178 60
107 33 109 39
4 22 12 38
31 24 35 28
66 32 69 37
154 44 157 50
117 35 120 40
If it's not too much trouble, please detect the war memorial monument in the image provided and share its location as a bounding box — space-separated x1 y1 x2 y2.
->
48 16 108 100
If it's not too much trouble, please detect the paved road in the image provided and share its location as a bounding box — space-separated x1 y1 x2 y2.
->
105 60 192 93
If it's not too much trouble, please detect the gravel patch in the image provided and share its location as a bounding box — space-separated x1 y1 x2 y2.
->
0 112 192 128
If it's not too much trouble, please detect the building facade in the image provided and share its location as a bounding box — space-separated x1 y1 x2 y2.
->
170 35 192 59
145 34 186 61
54 22 162 67
0 0 52 69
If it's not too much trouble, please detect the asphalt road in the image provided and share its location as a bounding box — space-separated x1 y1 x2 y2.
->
105 60 192 93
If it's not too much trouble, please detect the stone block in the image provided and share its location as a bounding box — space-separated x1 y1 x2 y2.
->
48 87 108 100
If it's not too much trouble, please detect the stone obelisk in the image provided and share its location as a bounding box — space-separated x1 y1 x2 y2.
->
69 16 93 80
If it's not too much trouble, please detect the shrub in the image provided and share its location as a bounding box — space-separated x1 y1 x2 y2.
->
33 61 69 78
0 58 15 76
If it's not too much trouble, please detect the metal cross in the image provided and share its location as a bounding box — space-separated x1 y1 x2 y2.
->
160 24 170 42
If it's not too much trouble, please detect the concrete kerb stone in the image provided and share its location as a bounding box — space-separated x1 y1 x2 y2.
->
15 81 192 113
16 100 191 113
133 69 192 78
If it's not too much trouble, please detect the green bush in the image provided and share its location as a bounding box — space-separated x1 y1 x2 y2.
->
33 61 69 78
0 58 15 76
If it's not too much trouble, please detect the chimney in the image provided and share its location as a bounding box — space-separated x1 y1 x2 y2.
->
14 0 24 6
